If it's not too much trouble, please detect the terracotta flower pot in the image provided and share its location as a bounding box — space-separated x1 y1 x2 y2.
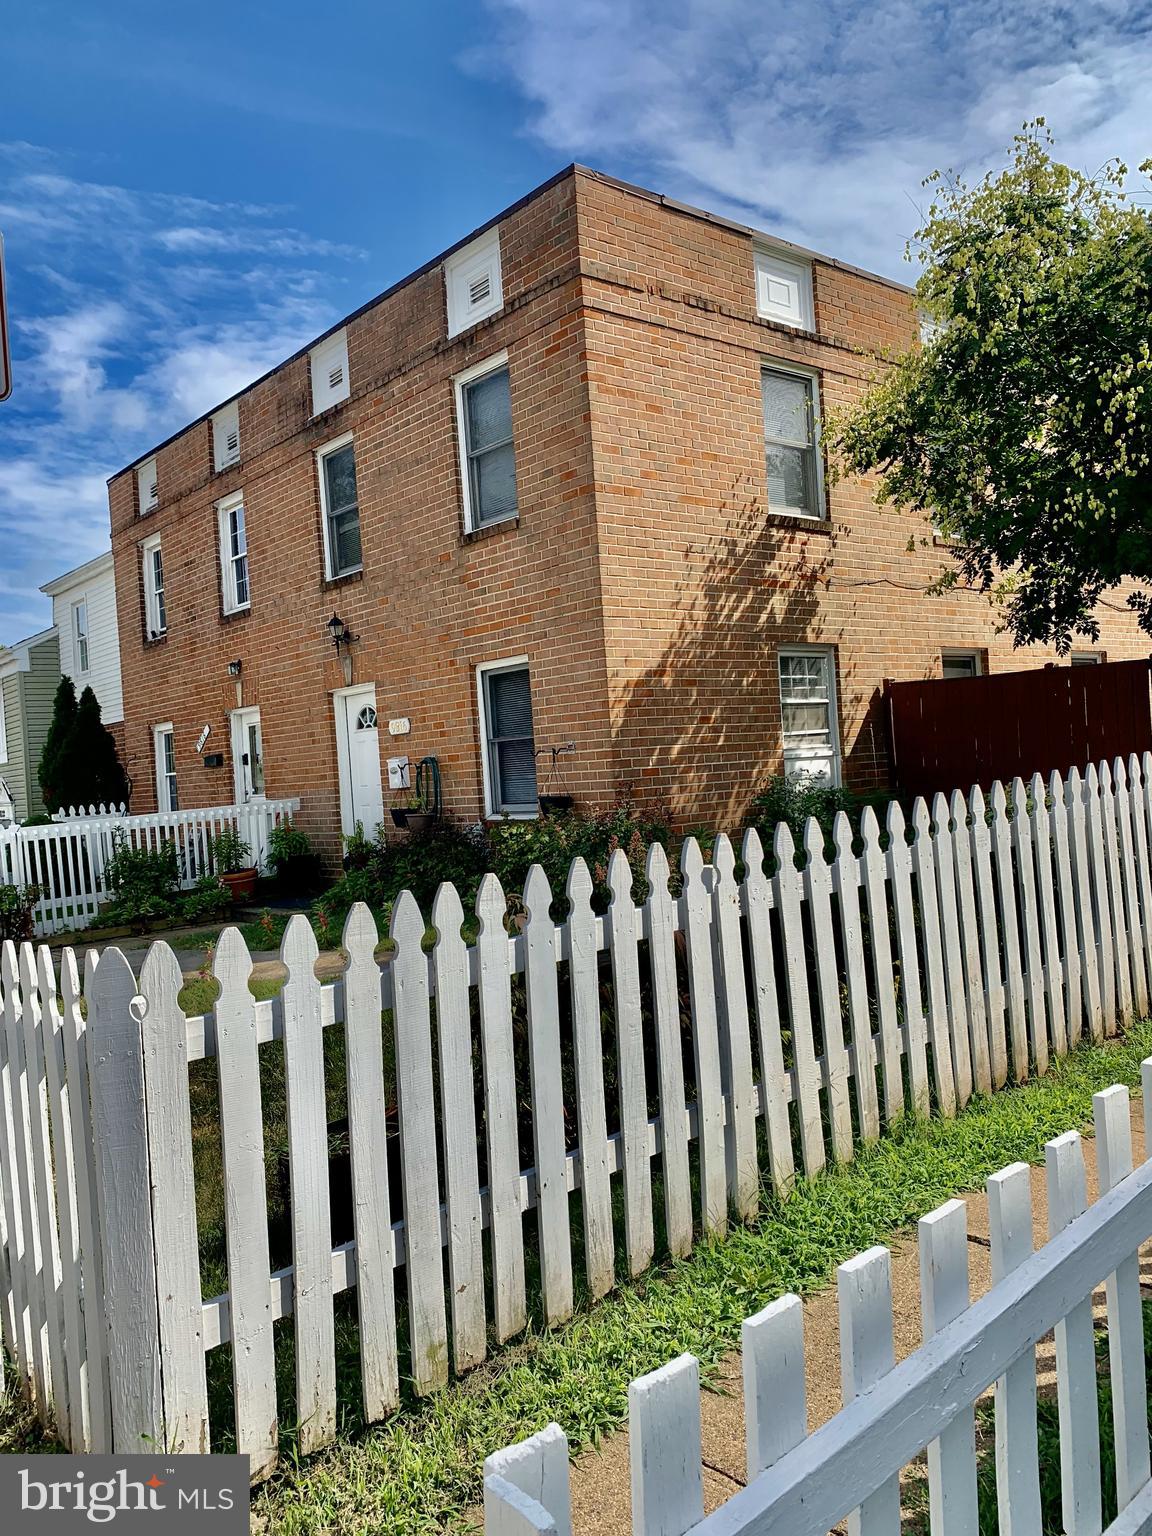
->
221 867 259 903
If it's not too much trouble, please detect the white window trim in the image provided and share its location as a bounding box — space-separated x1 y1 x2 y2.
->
1071 651 1105 666
137 457 158 516
310 328 350 416
454 350 515 534
941 649 983 678
778 644 841 787
216 490 251 614
762 358 826 521
476 655 537 819
754 247 815 330
315 431 361 581
0 690 7 764
153 723 177 812
141 534 167 638
445 228 504 338
72 598 90 674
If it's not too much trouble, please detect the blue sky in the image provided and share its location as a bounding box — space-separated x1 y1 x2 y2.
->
1 0 1149 643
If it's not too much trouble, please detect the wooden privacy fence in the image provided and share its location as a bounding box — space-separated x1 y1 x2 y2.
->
0 797 299 935
485 1079 1152 1536
886 657 1152 799
4 755 1152 1471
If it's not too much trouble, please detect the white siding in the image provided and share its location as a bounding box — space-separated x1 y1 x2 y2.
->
48 556 123 725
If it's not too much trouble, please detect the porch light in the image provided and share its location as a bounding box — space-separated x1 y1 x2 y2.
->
227 659 243 677
327 613 358 653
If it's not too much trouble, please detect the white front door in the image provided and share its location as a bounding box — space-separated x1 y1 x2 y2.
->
335 685 385 840
231 707 265 802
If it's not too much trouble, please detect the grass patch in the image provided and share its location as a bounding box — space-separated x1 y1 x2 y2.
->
236 1023 1152 1535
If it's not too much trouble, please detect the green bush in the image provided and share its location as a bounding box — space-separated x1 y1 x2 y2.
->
181 875 232 924
746 774 893 855
0 884 39 943
487 802 670 909
99 835 181 931
208 827 252 875
268 818 324 894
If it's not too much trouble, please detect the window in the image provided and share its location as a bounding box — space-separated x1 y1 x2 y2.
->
72 599 90 673
356 704 377 729
154 724 178 811
217 493 250 612
445 228 504 337
762 365 823 519
0 691 7 763
479 659 537 815
779 647 840 784
941 650 982 679
1071 651 1105 666
754 249 814 330
142 535 167 637
212 401 240 470
317 435 362 579
137 457 158 515
456 353 518 530
310 328 350 416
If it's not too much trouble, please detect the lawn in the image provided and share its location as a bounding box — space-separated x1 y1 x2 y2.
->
6 1021 1151 1533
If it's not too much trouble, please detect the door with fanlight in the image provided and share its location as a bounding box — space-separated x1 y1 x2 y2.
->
335 685 385 840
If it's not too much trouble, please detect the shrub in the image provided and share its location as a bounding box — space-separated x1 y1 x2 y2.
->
181 875 231 924
268 819 324 894
209 827 252 875
746 773 893 856
0 884 39 943
99 835 181 931
487 801 670 909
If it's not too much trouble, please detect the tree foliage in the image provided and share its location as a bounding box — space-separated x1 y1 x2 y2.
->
831 124 1152 651
38 680 129 812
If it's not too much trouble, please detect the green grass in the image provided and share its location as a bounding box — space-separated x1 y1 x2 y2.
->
7 1025 1152 1533
237 1023 1152 1535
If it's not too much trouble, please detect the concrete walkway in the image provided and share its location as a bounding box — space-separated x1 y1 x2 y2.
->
561 1099 1148 1536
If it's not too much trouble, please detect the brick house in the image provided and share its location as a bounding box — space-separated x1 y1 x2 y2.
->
107 165 1147 855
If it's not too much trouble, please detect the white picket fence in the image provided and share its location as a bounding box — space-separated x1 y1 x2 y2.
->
485 1079 1152 1536
0 798 299 934
2 756 1152 1474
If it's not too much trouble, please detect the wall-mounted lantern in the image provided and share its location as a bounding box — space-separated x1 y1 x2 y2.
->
327 612 359 685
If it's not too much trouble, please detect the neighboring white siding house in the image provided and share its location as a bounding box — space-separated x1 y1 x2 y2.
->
40 551 123 724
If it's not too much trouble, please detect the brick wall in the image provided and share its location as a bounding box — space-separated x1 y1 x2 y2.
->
108 164 1151 851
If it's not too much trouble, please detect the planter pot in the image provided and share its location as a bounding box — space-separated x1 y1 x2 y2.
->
221 867 259 903
539 794 575 817
403 812 437 835
390 809 409 829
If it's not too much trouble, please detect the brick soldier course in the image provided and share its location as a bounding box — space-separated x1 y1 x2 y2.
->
107 164 1148 855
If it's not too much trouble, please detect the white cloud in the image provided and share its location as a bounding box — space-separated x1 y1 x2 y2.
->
475 0 1152 276
0 149 361 642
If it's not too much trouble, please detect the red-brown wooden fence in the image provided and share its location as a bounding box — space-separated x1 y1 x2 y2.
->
885 657 1152 798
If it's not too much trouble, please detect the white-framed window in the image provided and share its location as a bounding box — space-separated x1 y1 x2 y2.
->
754 249 814 330
217 492 250 613
136 456 158 515
455 352 518 531
72 598 90 674
212 400 241 470
316 433 362 579
478 657 537 816
1071 651 1105 666
142 534 167 638
762 363 824 519
779 646 841 785
445 228 504 338
941 650 982 680
0 690 7 764
310 328 350 416
154 723 178 811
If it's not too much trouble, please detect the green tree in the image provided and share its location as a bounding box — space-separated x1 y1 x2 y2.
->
831 124 1152 651
40 683 129 812
38 675 78 811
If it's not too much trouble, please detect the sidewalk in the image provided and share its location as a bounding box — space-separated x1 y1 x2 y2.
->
562 1099 1147 1536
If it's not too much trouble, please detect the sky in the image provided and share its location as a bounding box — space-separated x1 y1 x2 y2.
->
1 0 1149 644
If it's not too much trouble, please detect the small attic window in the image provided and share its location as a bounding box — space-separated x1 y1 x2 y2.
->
445 228 504 338
212 401 241 470
137 457 158 515
310 328 350 416
754 249 814 331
